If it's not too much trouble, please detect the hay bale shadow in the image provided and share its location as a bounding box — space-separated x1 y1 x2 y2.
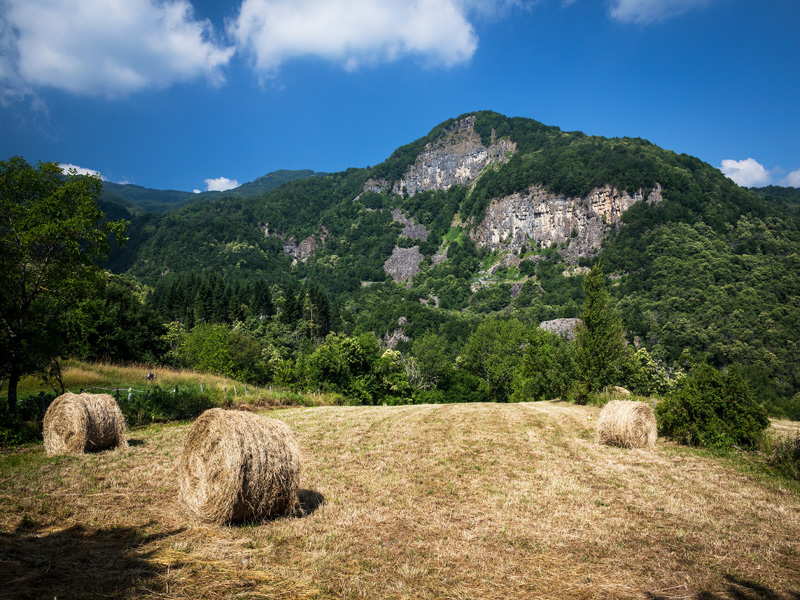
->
0 521 183 599
127 438 145 447
646 575 800 600
298 488 325 517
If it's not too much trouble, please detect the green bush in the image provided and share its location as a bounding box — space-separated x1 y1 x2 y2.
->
117 385 218 426
655 364 769 449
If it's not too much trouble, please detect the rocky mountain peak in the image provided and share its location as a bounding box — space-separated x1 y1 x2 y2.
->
365 115 516 198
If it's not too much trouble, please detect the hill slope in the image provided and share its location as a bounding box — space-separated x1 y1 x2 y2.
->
106 111 800 401
100 169 321 215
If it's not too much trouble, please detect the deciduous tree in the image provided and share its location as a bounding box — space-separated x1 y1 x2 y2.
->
0 157 126 412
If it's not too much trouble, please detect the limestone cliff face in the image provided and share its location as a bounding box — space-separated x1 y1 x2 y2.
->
365 115 516 197
471 184 662 262
283 235 318 263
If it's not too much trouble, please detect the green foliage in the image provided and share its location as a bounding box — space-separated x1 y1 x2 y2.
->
655 364 770 449
411 331 453 391
575 265 626 392
460 318 530 402
117 385 218 426
609 217 800 403
62 274 167 364
511 329 576 402
0 156 127 412
177 324 270 384
299 333 411 404
620 347 683 397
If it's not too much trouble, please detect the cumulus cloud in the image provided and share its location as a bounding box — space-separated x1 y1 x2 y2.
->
1 0 234 97
609 0 709 24
781 169 800 187
59 163 106 180
720 158 772 188
204 176 239 192
227 0 479 75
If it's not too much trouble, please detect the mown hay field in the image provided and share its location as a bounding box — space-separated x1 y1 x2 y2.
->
1 401 799 599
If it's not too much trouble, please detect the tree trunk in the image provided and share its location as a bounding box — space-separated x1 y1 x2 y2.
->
7 362 19 414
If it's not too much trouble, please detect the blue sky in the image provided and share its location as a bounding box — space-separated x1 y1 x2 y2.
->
1 0 798 192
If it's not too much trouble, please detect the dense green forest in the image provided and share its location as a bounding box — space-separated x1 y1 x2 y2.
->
4 111 800 432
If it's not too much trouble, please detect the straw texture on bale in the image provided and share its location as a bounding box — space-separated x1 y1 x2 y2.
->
178 408 301 525
43 392 128 456
598 400 657 449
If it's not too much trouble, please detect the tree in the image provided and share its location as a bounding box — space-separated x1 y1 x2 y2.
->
575 264 626 392
0 157 126 412
460 318 529 402
512 328 575 402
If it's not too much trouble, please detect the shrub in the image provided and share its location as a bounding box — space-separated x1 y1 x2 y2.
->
655 364 769 449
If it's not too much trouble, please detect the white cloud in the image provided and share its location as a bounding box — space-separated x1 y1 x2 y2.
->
781 169 800 187
720 158 772 188
59 162 106 180
227 0 479 75
193 189 202 194
204 176 239 192
2 0 234 97
608 0 709 24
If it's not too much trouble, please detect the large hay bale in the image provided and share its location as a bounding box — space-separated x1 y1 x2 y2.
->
598 400 657 449
178 408 301 524
43 392 128 456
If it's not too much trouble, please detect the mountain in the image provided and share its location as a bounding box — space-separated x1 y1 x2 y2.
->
99 169 322 215
106 111 800 402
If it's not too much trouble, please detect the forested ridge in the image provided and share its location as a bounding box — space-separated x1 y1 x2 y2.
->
4 112 800 432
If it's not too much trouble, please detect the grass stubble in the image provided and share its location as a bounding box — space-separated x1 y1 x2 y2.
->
0 401 798 599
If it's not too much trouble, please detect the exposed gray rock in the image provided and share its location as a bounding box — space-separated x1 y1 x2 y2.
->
383 316 410 349
364 178 391 193
392 115 516 197
472 184 662 263
431 244 449 266
391 209 430 241
384 245 423 281
283 235 318 262
563 266 591 278
539 317 583 340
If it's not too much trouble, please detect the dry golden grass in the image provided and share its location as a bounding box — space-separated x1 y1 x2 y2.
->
1 401 799 599
770 418 800 440
16 360 253 395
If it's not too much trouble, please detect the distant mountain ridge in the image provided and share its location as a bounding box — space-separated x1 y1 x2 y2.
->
100 169 323 215
106 111 800 403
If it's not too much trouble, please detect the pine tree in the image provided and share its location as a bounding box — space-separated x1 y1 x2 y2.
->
575 264 626 392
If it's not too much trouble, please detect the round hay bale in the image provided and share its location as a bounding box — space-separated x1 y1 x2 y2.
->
597 400 657 449
43 392 128 456
178 408 301 525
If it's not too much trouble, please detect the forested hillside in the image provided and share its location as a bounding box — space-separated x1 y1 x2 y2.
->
100 169 321 215
92 111 800 412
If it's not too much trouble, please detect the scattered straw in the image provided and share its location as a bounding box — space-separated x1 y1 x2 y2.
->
178 408 301 525
597 400 657 449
